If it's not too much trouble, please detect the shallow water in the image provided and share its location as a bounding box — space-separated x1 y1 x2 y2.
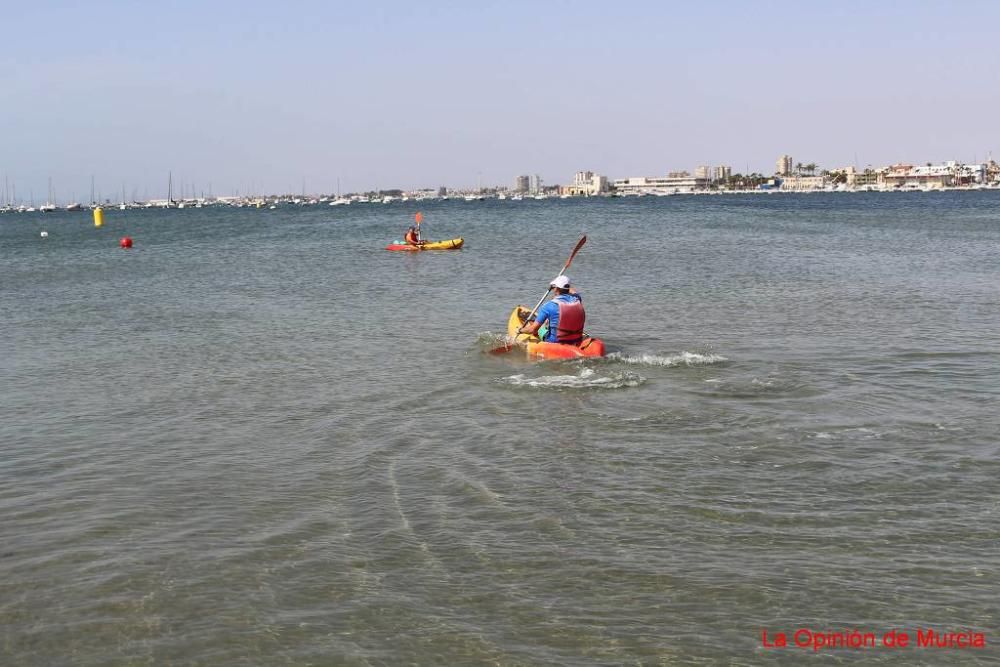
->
2 193 998 664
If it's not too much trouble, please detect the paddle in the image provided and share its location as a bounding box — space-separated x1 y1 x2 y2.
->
488 235 587 354
519 235 587 332
414 212 423 243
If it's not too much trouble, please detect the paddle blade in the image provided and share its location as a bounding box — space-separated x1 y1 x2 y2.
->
415 212 423 224
563 234 587 271
481 331 520 356
488 342 516 355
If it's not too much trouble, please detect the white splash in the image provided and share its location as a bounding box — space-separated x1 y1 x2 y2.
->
605 351 727 367
498 367 643 389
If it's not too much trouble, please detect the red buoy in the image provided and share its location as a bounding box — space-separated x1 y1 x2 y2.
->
120 236 133 249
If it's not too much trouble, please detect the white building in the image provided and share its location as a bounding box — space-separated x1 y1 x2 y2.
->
779 174 826 191
777 155 793 176
716 165 732 182
514 175 530 193
564 172 608 196
694 165 712 181
882 161 985 189
612 173 710 195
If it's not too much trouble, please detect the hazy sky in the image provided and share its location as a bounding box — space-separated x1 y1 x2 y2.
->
3 1 999 200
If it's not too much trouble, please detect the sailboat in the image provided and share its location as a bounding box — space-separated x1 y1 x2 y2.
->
162 172 176 208
327 177 348 205
66 182 82 210
39 177 57 212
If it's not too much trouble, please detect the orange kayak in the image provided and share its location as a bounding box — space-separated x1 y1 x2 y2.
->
506 305 605 359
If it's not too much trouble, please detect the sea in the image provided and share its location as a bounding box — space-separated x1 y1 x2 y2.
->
2 192 998 665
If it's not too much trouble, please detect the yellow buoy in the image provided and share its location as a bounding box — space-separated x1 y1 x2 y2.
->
93 207 104 228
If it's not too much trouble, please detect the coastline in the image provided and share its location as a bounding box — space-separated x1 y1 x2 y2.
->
2 183 999 214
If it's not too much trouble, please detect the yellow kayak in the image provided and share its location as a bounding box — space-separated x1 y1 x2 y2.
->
386 238 464 251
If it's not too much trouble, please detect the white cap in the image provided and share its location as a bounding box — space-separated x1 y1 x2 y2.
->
550 275 570 289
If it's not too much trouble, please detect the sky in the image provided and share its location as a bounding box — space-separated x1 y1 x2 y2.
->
2 0 999 201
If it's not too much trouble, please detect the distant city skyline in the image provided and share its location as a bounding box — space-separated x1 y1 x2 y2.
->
2 1 998 201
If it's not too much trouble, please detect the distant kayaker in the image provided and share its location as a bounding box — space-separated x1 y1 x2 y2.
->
404 225 424 246
519 275 585 345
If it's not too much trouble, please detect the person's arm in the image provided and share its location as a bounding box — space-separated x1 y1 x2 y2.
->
520 319 543 336
519 304 551 335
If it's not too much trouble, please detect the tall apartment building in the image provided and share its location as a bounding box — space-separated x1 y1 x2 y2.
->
694 166 712 181
528 174 542 194
777 155 793 176
514 175 530 193
716 165 732 182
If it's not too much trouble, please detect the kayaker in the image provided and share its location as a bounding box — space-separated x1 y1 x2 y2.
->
519 275 585 345
403 225 424 246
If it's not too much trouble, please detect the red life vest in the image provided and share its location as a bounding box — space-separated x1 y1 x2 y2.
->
555 298 585 344
404 228 418 244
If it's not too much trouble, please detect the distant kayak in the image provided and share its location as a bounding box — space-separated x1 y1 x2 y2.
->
505 305 605 359
386 238 464 251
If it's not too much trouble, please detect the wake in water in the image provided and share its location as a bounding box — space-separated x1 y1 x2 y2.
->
497 367 643 389
483 340 725 389
603 351 728 367
475 331 516 353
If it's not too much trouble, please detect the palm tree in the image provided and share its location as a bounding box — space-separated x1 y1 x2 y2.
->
795 162 803 175
806 163 817 176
